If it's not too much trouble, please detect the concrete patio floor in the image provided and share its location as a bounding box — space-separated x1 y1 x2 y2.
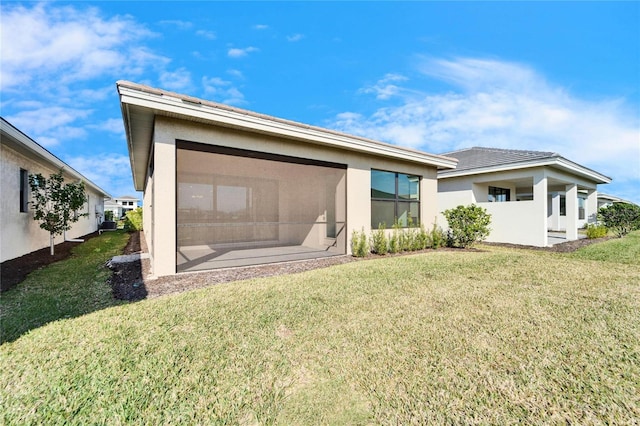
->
177 244 341 272
548 231 586 246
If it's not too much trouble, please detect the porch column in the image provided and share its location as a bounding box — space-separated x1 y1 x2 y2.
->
550 192 561 231
566 184 578 241
586 189 598 224
533 173 548 246
151 133 177 277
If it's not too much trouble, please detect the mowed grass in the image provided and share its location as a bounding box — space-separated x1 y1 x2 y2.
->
2 233 639 424
570 230 640 264
1 231 130 344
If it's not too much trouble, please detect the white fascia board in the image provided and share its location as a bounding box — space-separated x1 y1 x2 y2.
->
554 157 611 184
1 119 111 198
118 86 457 170
439 158 611 184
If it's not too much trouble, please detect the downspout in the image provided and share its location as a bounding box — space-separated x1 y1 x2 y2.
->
63 230 84 243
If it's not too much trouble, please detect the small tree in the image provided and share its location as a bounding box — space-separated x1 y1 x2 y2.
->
443 204 491 248
598 203 640 237
124 207 143 231
29 169 88 255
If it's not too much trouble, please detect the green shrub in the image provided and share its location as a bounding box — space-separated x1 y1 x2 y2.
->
351 228 369 257
104 210 114 221
402 217 418 251
443 204 492 248
598 203 640 237
585 224 608 239
371 224 389 255
430 221 446 249
389 222 401 254
124 207 143 231
413 225 429 251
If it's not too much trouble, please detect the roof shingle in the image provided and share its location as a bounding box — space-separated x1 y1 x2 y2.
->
440 147 560 172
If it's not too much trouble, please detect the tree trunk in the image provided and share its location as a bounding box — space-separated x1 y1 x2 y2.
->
50 233 55 256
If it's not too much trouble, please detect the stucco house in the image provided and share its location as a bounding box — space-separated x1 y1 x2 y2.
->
1 117 110 262
437 147 611 247
104 195 140 219
597 193 636 209
117 81 457 276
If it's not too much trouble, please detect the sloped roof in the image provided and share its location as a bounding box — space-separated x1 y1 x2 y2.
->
1 117 111 197
438 147 611 184
117 81 458 191
441 147 560 172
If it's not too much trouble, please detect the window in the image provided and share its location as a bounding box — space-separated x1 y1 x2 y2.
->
488 186 510 202
371 170 420 228
19 169 28 212
560 196 566 216
578 196 586 220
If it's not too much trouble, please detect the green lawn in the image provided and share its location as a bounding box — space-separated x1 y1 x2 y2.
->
1 232 639 424
1 231 130 344
570 230 640 264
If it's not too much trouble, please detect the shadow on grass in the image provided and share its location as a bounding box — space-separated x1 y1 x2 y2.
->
0 231 144 344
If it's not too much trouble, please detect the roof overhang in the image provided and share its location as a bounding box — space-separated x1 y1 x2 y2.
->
438 156 611 185
117 81 458 191
0 118 111 198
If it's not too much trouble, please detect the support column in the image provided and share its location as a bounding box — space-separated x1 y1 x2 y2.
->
586 189 598 224
533 173 548 247
151 132 176 277
550 192 560 231
566 184 578 241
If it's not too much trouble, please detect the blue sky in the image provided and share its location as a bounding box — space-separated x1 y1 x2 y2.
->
2 1 639 204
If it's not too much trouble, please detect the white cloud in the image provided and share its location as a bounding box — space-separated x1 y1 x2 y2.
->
227 69 244 79
333 57 640 194
92 118 124 134
360 73 410 100
287 33 304 42
254 24 269 30
5 107 92 146
202 76 246 105
227 47 259 58
196 29 216 40
0 3 155 91
159 67 193 91
159 20 193 30
65 153 134 196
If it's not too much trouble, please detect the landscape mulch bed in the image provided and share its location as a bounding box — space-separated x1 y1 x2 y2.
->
2 231 613 301
108 234 613 302
1 231 102 292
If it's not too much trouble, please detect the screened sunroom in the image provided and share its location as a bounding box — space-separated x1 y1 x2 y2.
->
176 142 346 271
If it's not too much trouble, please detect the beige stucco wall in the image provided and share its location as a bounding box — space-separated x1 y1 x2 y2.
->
1 143 104 262
147 117 441 276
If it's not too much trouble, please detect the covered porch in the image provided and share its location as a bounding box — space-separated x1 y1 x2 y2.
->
473 168 599 247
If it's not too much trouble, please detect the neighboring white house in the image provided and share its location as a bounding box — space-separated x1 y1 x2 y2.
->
117 81 457 276
437 147 611 247
597 193 636 209
104 195 140 219
1 117 111 263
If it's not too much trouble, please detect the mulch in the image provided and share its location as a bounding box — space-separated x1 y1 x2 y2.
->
107 234 614 302
1 231 101 292
483 236 615 253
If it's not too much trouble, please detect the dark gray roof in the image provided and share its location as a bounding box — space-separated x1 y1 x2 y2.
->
440 147 560 172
